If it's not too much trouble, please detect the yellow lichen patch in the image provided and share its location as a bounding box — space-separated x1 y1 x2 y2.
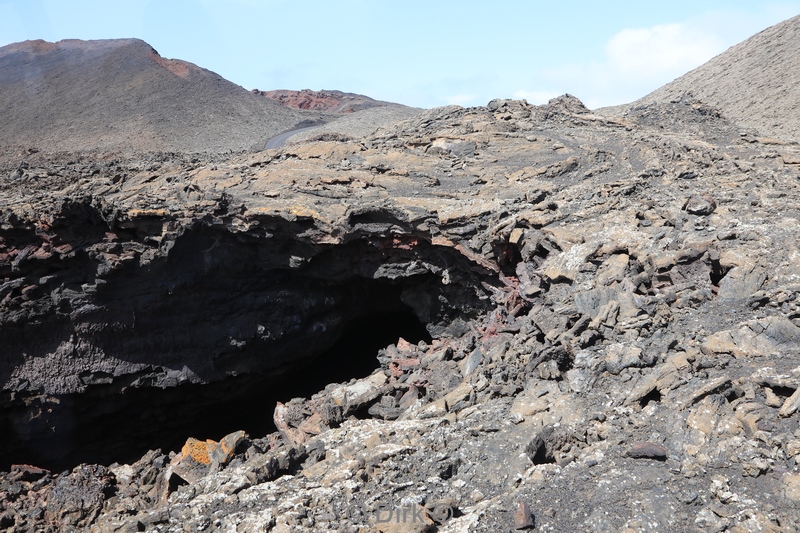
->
287 206 320 220
127 209 169 218
244 206 280 216
757 137 788 145
285 141 361 160
507 166 540 181
362 151 427 175
181 437 216 465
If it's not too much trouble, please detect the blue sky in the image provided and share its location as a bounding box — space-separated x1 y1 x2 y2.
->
1 1 798 109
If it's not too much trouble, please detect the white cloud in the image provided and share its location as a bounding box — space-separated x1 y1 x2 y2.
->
520 7 800 110
605 23 721 79
538 20 727 108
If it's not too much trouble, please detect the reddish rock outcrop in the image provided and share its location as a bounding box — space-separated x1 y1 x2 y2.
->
256 88 392 113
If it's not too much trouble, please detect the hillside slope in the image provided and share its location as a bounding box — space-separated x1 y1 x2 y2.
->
0 39 328 152
618 14 800 141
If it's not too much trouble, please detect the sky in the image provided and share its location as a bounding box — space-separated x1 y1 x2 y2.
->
1 0 799 109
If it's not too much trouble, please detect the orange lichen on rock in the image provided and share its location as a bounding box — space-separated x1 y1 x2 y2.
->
180 437 215 465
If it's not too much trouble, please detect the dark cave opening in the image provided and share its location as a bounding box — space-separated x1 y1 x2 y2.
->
197 308 432 443
526 438 556 466
709 257 730 290
0 291 432 472
0 220 496 473
639 388 662 408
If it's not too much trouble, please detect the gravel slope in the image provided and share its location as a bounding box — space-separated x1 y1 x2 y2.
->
287 105 425 144
0 39 330 153
609 14 800 141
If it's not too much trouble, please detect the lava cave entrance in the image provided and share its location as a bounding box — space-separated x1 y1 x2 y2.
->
1 292 432 472
1 223 493 472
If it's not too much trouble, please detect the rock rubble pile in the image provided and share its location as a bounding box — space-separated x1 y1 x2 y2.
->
1 90 799 531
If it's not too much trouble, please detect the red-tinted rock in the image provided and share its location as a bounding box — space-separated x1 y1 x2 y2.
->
257 89 388 114
514 500 536 529
10 464 50 482
627 442 669 460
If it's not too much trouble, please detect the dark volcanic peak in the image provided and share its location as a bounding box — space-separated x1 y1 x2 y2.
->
625 14 800 141
255 88 397 114
0 38 327 152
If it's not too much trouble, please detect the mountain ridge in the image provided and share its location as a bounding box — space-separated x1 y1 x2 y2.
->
0 38 329 152
616 14 800 141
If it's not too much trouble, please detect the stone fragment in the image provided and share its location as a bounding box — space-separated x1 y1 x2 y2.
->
735 402 764 436
368 395 403 420
541 241 599 282
533 358 559 381
330 371 388 412
428 138 477 157
181 437 215 464
302 458 362 487
413 397 447 419
509 227 525 245
9 464 50 482
170 430 247 484
361 443 413 466
741 456 770 477
716 265 767 300
43 464 116 529
460 348 483 377
589 301 620 331
678 377 732 410
595 253 629 286
627 442 668 460
604 343 652 375
701 317 800 358
273 402 310 446
764 386 783 407
778 387 800 417
565 368 591 392
625 361 684 406
297 412 328 435
574 286 618 318
209 430 246 465
685 413 720 458
444 382 474 412
683 195 716 215
514 501 536 529
694 508 727 531
426 500 456 524
782 473 800 502
786 440 800 459
241 446 305 485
